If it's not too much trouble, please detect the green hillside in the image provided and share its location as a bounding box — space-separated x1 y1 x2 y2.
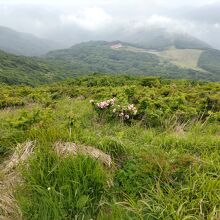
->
0 50 63 85
0 40 220 87
46 41 215 81
46 41 220 81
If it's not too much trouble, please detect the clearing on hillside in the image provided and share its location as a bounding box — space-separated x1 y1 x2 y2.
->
111 44 204 71
147 47 204 71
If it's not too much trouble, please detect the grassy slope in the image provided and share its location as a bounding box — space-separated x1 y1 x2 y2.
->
148 47 204 70
0 75 220 219
117 45 204 70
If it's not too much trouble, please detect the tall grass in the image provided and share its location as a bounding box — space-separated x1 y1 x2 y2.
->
17 143 109 219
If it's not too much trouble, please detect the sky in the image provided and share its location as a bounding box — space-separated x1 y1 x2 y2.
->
1 0 220 48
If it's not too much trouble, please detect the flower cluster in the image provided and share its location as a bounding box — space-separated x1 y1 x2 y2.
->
127 104 138 115
95 98 116 109
90 98 138 122
115 104 138 121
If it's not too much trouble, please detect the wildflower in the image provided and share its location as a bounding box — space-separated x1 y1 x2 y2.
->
125 114 129 119
113 108 116 113
119 112 124 117
47 187 51 191
89 99 94 103
97 101 109 109
128 104 134 111
133 109 137 115
110 97 116 105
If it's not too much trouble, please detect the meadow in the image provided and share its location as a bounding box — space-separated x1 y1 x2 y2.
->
0 75 220 219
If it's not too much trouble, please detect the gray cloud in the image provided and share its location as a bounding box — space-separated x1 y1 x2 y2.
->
0 0 220 49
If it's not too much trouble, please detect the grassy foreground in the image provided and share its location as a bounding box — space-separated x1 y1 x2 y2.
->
0 75 220 219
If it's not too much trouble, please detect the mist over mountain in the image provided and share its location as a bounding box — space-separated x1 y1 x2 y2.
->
0 25 212 56
0 26 61 56
115 28 211 50
45 26 212 50
1 0 220 49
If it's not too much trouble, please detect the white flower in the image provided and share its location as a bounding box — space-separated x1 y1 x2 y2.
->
119 112 124 117
128 104 134 110
89 99 94 103
125 114 129 119
47 187 51 191
113 108 116 113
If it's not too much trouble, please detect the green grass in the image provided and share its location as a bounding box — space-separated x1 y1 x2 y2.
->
18 150 109 219
118 45 204 71
0 75 220 219
148 47 204 71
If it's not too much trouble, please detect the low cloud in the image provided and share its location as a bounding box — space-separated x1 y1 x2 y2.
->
60 7 112 31
0 0 220 49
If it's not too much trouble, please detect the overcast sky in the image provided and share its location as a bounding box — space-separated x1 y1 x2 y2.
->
1 0 220 48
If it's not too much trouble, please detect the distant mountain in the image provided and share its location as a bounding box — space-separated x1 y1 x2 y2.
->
0 49 64 85
0 38 219 86
45 25 214 51
0 26 61 56
46 41 217 81
120 28 211 50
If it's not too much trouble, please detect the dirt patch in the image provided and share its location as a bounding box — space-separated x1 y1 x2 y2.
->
0 141 35 220
54 142 112 167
